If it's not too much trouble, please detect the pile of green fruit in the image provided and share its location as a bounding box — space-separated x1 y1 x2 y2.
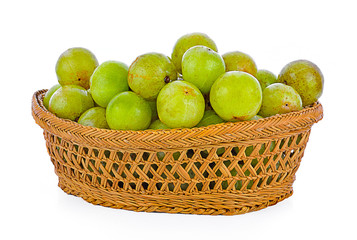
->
44 32 324 131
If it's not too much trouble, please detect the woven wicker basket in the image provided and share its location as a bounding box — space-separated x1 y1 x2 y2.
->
32 89 323 215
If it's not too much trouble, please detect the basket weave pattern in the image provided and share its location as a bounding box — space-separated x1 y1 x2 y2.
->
32 90 323 215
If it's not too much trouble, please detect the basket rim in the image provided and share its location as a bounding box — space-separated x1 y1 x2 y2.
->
32 89 323 150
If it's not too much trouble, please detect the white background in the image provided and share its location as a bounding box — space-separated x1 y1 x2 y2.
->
1 0 356 239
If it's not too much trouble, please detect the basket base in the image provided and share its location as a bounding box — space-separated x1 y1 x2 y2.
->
57 176 294 215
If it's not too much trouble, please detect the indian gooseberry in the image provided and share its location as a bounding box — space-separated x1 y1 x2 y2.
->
106 91 152 130
149 119 170 130
278 60 324 106
256 69 278 90
258 83 303 117
196 110 225 127
128 53 177 100
49 85 94 120
157 81 205 128
182 46 225 94
43 84 61 109
222 51 257 77
78 107 109 129
171 32 218 74
210 71 262 121
90 61 129 107
55 47 98 89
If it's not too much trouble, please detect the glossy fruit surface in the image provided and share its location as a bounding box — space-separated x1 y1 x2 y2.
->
210 71 262 121
196 110 225 127
182 46 225 94
49 85 94 120
222 51 257 77
128 53 177 100
157 81 205 128
278 60 324 106
258 83 302 117
78 107 109 129
256 70 277 90
56 47 98 89
43 84 61 109
149 119 170 130
106 91 151 130
90 61 129 107
171 32 218 74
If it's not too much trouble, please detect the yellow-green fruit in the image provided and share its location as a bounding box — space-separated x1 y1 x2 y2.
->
49 85 94 120
256 70 278 90
55 48 98 89
278 60 324 106
210 71 262 121
78 107 109 129
222 51 257 77
182 46 225 94
259 83 303 117
171 32 218 74
157 81 205 128
196 110 225 127
90 61 129 107
43 84 61 109
128 53 177 100
149 119 170 130
106 91 152 130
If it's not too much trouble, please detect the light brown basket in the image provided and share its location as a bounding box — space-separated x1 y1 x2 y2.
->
32 89 323 215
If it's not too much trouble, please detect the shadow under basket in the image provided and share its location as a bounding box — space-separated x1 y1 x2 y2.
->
32 89 323 215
